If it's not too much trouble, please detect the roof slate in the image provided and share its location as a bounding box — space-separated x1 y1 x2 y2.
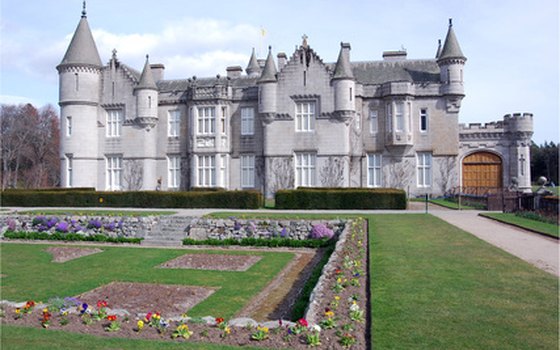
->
59 17 102 67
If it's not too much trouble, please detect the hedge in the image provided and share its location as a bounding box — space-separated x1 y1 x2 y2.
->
3 231 143 244
0 190 263 209
275 187 407 209
182 237 333 248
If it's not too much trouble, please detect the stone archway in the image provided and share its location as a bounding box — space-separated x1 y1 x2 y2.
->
462 151 502 189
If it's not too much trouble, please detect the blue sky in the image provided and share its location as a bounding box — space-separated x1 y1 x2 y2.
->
1 0 558 144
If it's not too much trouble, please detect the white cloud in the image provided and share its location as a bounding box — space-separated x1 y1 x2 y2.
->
0 95 40 106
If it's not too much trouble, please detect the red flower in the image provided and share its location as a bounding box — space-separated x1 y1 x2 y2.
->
107 315 117 322
97 300 108 308
215 317 224 324
145 312 152 321
297 318 308 327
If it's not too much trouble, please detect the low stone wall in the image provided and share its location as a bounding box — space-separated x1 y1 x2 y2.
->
0 215 159 239
186 218 346 241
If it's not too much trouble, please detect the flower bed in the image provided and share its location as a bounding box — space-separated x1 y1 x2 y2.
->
1 218 369 349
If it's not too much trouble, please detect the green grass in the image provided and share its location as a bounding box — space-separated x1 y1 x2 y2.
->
16 209 177 216
429 198 480 210
532 185 560 196
480 212 559 238
369 214 558 349
0 325 276 350
0 243 292 319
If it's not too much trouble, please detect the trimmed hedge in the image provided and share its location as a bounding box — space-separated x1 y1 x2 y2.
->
3 231 143 244
0 190 263 209
182 237 333 248
275 187 407 209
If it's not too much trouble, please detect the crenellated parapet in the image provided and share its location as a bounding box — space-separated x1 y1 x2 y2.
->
503 112 533 140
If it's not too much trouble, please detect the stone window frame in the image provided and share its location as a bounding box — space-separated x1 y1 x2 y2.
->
367 153 382 187
168 109 181 137
167 155 181 189
294 152 316 187
196 154 216 187
417 152 432 188
106 154 123 191
241 107 255 136
240 154 255 188
106 109 123 137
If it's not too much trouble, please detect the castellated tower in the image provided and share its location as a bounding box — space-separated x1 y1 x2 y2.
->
504 113 534 192
133 55 159 189
437 19 466 113
332 42 356 122
57 7 102 188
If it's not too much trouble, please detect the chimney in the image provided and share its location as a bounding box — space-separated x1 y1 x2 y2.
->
150 64 165 81
226 66 243 79
277 52 287 71
382 50 407 61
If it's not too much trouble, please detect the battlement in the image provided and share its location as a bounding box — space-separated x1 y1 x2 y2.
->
503 112 533 133
459 121 504 131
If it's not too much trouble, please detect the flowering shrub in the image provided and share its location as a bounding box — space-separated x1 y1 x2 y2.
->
105 315 120 332
172 323 193 339
289 318 308 335
41 308 52 328
251 326 269 341
55 221 70 233
310 224 334 239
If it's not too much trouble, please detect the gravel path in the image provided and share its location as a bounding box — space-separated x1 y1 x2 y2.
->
432 210 559 277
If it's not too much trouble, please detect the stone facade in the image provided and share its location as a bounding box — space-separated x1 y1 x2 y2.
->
58 10 533 198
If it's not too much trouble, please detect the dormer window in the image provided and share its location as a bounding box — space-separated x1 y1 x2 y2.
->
295 101 315 132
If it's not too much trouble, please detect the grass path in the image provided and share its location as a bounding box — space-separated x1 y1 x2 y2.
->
480 212 559 238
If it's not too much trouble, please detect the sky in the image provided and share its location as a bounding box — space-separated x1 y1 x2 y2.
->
1 0 558 144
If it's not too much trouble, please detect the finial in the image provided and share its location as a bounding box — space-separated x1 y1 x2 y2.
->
302 34 308 48
112 49 117 60
146 54 149 61
81 1 87 18
268 45 272 52
448 18 453 27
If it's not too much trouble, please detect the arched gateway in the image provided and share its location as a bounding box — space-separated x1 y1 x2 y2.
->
462 152 502 189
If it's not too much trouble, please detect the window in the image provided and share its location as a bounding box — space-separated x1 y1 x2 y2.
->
168 155 181 189
197 107 215 135
168 110 180 137
395 103 404 131
367 154 382 187
66 154 73 187
221 106 227 134
241 107 254 135
417 152 432 187
75 73 79 91
295 153 316 187
295 101 315 132
197 155 215 187
106 155 122 191
420 108 428 132
369 110 378 134
241 155 255 188
386 103 392 131
220 155 227 188
66 116 72 136
106 110 122 137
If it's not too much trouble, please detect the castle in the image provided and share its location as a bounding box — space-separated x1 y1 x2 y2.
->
58 6 533 198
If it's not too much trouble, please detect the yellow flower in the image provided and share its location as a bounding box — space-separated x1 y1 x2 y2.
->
325 310 335 318
137 320 144 330
257 326 269 333
15 308 20 314
224 326 231 334
42 308 49 313
334 296 340 301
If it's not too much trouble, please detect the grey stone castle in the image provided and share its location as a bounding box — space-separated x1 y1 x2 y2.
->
58 7 533 198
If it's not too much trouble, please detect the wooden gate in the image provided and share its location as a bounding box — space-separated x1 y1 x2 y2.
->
462 152 502 189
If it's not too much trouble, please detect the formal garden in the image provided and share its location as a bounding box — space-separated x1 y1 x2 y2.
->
0 209 558 349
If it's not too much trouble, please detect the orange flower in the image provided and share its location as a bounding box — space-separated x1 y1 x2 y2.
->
107 315 117 322
216 317 224 324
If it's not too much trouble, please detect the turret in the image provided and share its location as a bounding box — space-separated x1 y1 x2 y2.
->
437 19 466 97
134 55 159 128
257 46 278 123
332 42 355 122
57 2 102 189
504 113 534 192
246 48 261 77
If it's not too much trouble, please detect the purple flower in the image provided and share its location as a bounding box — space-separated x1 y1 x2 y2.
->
7 219 16 231
103 222 116 231
87 219 102 229
73 224 84 233
310 224 334 240
80 303 89 314
55 221 70 233
32 216 47 226
47 217 59 229
234 221 242 231
280 227 288 238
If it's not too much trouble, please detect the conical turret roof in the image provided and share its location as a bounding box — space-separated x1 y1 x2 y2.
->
135 55 157 90
332 42 354 80
438 19 466 62
246 48 261 76
58 10 102 68
258 47 277 83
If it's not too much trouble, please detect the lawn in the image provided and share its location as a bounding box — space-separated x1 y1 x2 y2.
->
369 214 558 349
1 213 558 349
429 198 482 210
0 243 293 319
480 212 559 238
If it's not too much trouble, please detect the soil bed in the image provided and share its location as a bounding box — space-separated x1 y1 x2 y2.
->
76 282 216 317
159 253 262 272
45 246 103 263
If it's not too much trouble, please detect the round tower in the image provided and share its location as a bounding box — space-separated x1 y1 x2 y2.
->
437 19 466 97
332 42 355 122
57 4 102 189
504 113 534 192
257 46 278 123
134 55 159 189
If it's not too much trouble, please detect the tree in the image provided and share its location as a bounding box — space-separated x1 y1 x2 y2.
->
1 103 60 189
531 141 559 184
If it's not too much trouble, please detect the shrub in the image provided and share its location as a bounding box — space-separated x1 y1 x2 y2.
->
275 188 406 209
310 224 334 239
3 231 142 244
182 237 333 248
